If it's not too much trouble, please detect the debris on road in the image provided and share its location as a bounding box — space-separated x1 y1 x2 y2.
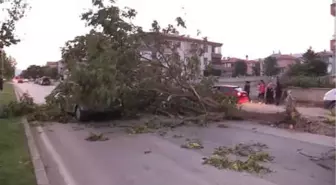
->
85 132 109 142
181 139 204 149
203 142 273 174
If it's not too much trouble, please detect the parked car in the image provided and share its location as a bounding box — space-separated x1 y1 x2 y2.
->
17 79 23 83
51 82 122 121
34 78 40 84
40 77 51 85
212 85 249 104
323 88 336 110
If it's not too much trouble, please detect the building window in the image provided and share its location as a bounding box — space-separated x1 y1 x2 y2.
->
204 58 208 66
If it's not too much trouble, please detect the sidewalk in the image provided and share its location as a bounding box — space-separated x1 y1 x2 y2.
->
241 102 330 118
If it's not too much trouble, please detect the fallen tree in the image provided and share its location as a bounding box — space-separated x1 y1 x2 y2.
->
1 0 240 124
44 0 239 122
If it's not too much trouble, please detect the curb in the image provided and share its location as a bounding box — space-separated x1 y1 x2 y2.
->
13 84 51 185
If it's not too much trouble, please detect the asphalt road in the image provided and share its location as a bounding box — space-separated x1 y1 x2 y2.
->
15 82 336 185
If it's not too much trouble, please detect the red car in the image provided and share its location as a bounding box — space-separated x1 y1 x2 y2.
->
212 85 249 104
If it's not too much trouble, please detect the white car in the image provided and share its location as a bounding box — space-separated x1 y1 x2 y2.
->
323 88 336 109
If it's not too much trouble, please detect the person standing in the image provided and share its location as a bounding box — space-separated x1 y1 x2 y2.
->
265 81 274 104
275 77 282 106
244 81 251 100
257 80 266 103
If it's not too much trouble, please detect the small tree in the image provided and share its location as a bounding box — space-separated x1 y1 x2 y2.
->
233 60 247 77
252 62 260 76
0 51 16 79
286 48 327 77
0 0 29 78
263 56 279 76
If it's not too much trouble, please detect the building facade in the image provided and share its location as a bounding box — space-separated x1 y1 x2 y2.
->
139 33 223 73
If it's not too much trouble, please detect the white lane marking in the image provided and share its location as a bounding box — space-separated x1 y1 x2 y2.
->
36 126 78 185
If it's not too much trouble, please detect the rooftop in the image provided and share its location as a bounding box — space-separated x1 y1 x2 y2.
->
145 32 222 47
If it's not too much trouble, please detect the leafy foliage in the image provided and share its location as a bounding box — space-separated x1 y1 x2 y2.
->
0 93 36 118
0 51 16 79
0 0 29 47
52 0 239 122
263 56 279 76
233 60 247 77
203 143 273 174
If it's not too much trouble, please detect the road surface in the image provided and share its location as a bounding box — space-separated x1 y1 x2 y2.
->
14 82 336 185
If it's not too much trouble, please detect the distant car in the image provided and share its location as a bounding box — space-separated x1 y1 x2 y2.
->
17 79 23 83
40 77 51 86
212 85 249 104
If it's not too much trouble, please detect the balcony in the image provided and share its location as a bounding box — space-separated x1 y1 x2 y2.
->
211 52 222 59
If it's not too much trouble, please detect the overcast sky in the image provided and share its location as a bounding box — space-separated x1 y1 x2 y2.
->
5 0 334 69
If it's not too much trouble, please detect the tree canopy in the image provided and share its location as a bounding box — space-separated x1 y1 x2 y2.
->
0 0 29 78
233 60 247 77
0 0 29 48
20 65 58 79
263 56 279 76
286 48 327 77
0 51 16 78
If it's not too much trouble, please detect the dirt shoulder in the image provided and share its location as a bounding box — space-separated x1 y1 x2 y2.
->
239 103 335 137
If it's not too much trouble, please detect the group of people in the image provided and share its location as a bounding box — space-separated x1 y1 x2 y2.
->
243 77 283 106
257 78 283 105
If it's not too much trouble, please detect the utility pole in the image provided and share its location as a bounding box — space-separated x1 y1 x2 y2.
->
0 42 3 79
331 0 336 75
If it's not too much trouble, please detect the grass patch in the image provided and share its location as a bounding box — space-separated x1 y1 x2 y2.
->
0 83 16 104
0 83 37 185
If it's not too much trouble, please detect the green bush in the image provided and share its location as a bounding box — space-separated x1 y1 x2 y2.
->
281 75 335 88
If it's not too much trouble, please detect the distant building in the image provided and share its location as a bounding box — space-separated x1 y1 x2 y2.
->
269 53 298 74
46 61 58 68
218 56 259 76
139 32 223 73
46 60 65 76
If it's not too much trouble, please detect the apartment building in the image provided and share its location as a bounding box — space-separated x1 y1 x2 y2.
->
46 60 65 75
139 33 223 73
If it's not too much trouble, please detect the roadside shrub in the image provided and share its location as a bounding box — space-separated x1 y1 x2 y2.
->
0 93 36 118
281 75 335 88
